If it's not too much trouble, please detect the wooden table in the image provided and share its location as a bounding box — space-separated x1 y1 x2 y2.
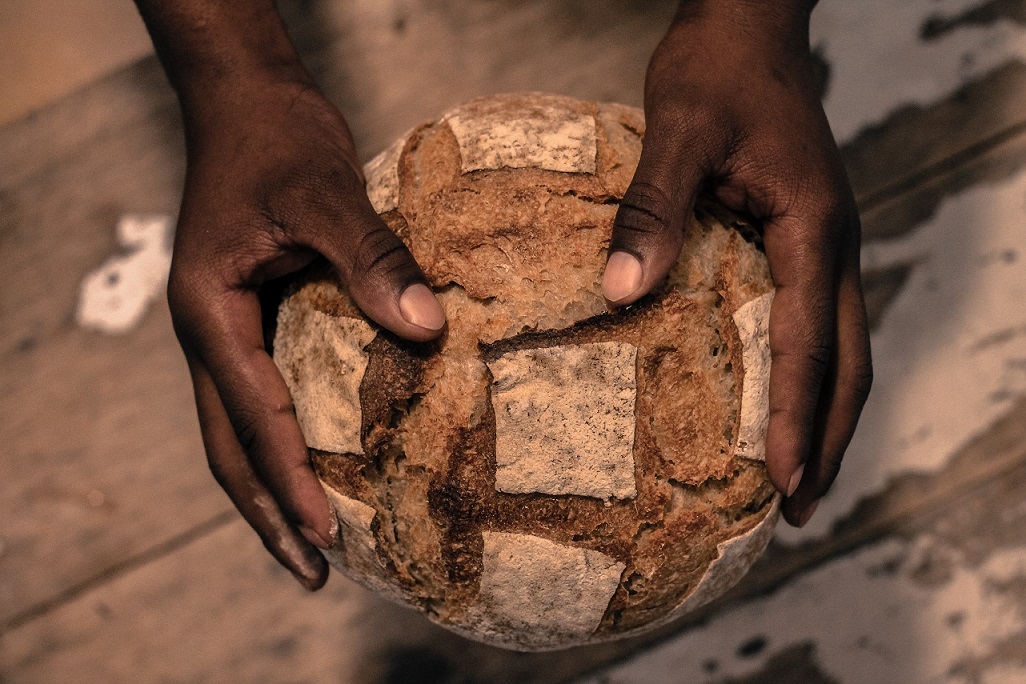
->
3 1 1026 681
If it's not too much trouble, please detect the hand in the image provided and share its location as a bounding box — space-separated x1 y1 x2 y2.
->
601 1 873 528
167 76 445 588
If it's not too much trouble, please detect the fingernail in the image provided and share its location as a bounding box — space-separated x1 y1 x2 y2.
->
787 463 805 497
290 569 318 591
798 500 820 528
399 283 445 330
291 567 325 591
602 252 643 304
299 525 331 550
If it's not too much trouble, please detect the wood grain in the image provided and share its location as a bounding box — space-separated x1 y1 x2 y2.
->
3 0 1026 680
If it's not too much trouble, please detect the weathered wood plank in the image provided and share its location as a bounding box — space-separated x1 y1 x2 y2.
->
0 58 178 195
0 304 230 625
0 517 672 684
848 61 1026 221
0 66 214 624
4 127 1026 684
582 459 1026 683
4 0 1026 675
0 84 184 359
3 402 1023 684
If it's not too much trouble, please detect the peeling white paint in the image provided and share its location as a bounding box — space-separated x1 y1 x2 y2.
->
584 536 1026 684
779 170 1026 543
813 0 1026 142
75 214 173 334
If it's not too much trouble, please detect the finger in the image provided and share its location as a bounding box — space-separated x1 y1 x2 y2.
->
782 258 873 526
173 282 338 550
188 357 329 590
761 213 838 513
298 190 446 342
602 114 710 306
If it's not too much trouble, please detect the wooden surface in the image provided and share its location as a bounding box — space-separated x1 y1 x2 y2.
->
2 1 1026 682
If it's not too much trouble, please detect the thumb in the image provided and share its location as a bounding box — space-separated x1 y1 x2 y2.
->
602 126 705 306
301 190 446 342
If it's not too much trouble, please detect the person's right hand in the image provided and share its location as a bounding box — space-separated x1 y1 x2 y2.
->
167 76 446 590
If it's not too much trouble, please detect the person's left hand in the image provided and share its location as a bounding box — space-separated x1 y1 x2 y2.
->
601 1 873 528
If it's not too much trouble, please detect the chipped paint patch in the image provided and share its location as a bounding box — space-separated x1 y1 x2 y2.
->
779 170 1026 542
812 0 1026 141
75 214 172 334
585 536 1026 683
488 341 638 500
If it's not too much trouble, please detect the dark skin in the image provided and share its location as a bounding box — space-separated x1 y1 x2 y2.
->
134 0 872 590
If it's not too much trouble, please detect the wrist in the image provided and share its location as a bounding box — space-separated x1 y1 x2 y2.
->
135 1 316 125
672 0 815 51
176 62 315 132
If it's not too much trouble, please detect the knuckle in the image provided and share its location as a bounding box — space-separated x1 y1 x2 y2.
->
260 163 363 236
848 358 875 405
773 339 833 378
614 182 678 244
352 226 416 281
806 340 834 375
230 399 298 459
226 409 260 454
206 451 233 491
166 266 207 345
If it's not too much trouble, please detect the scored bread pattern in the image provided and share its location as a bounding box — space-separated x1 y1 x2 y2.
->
445 94 598 174
276 94 777 650
488 341 638 500
363 132 406 214
273 309 375 455
733 291 775 462
471 531 626 650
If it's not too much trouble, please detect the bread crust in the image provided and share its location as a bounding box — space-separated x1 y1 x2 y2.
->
273 93 777 650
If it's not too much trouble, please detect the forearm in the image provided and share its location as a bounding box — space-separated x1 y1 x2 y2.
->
133 0 312 119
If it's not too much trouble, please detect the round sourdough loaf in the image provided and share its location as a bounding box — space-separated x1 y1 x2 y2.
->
273 93 780 651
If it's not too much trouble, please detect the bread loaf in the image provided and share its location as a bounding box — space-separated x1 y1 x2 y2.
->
273 93 780 651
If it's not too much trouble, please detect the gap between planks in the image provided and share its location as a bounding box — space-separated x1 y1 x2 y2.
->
855 116 1026 214
0 508 237 636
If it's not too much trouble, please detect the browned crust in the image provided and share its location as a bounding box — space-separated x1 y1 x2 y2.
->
313 284 775 633
281 94 776 645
